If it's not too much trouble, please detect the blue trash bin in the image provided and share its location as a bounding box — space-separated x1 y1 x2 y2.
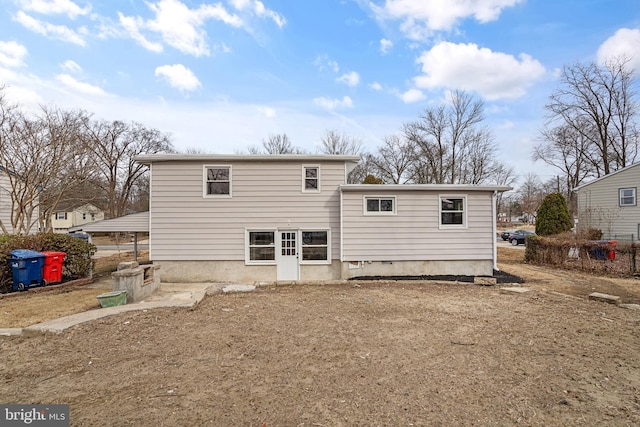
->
9 249 46 291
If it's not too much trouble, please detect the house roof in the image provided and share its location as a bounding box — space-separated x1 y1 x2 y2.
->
341 184 512 192
134 154 361 164
69 211 149 233
573 162 640 192
54 202 103 213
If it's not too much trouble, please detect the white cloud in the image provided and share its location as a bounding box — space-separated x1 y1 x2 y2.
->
258 106 276 118
55 74 108 96
229 0 286 28
313 96 353 110
336 71 360 87
597 28 640 72
370 0 523 40
13 11 86 46
155 64 201 92
117 0 243 57
118 12 164 53
314 54 339 73
19 0 91 19
370 82 383 91
147 0 242 56
399 88 425 103
60 59 81 73
380 38 393 54
413 41 545 100
0 41 28 68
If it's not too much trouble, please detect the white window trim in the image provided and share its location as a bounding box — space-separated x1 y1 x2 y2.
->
203 165 232 198
245 229 276 265
300 229 331 265
363 196 397 215
439 195 468 229
619 187 636 207
302 165 321 193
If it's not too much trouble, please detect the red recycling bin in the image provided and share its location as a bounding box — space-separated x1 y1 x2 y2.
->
41 251 66 285
607 240 617 260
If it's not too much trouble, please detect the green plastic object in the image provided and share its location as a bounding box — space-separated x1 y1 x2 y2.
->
96 290 127 308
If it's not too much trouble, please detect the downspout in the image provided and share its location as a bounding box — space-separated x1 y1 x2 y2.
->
492 190 498 272
339 185 344 279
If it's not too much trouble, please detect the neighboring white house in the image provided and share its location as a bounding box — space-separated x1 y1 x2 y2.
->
0 169 13 233
574 162 640 240
51 203 105 233
134 154 511 283
0 166 40 235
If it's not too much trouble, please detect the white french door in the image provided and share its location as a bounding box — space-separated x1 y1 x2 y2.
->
277 230 299 280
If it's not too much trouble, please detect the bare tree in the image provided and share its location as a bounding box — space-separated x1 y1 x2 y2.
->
80 119 174 218
517 172 545 224
545 58 639 177
318 129 363 155
533 123 592 212
259 133 304 154
404 90 503 184
0 100 88 234
370 134 416 184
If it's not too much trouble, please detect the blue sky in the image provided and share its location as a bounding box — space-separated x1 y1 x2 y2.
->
0 0 639 185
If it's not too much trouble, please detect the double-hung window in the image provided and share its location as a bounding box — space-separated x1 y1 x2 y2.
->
204 166 231 197
619 188 636 207
440 196 466 228
247 231 275 263
364 197 396 215
301 231 329 262
303 166 320 192
55 212 67 220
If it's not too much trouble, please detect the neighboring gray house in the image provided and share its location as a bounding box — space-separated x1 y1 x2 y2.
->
575 162 640 240
135 154 510 283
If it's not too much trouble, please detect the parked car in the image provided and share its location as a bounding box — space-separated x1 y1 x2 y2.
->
500 229 521 241
68 231 92 244
509 230 535 245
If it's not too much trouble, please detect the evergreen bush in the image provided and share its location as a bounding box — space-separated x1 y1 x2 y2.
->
535 193 573 236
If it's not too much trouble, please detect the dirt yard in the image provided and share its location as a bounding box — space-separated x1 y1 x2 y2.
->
1 247 640 426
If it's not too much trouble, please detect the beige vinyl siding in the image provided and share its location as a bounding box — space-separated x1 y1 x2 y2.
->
342 190 494 261
149 160 345 261
576 163 640 239
0 173 12 234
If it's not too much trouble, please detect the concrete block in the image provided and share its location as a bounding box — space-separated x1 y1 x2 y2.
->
222 284 256 293
474 277 497 286
589 292 621 305
117 261 139 271
500 286 532 294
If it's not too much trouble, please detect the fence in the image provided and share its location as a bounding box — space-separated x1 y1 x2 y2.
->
525 236 640 276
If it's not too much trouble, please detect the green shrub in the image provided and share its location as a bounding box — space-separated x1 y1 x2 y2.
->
0 233 96 293
362 175 383 184
535 193 573 236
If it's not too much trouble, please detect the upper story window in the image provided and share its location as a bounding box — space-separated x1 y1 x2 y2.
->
364 196 396 215
440 196 466 228
303 166 320 192
204 165 231 197
619 188 636 207
55 212 67 220
82 213 87 220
